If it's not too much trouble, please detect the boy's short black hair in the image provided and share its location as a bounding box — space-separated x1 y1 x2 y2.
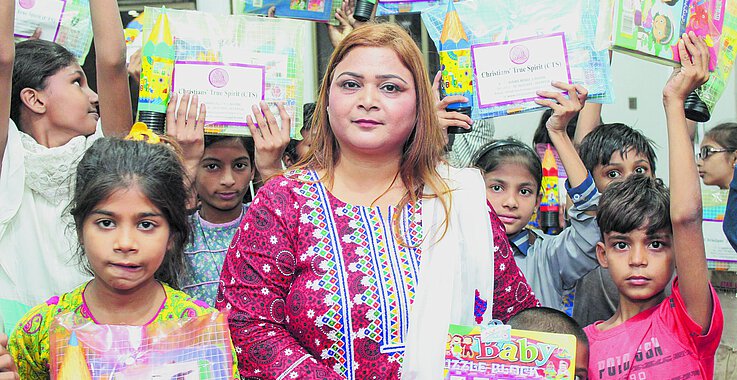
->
578 123 657 174
532 108 578 145
508 307 588 346
284 102 317 163
474 139 543 194
598 174 671 237
303 102 316 133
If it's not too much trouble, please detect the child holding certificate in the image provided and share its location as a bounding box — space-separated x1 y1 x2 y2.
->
472 82 600 311
179 101 290 306
0 0 132 333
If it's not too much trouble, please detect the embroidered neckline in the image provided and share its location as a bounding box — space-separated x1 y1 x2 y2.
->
19 130 89 203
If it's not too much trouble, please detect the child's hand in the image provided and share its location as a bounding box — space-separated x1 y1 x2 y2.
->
28 28 41 40
0 333 19 380
166 92 206 165
343 0 358 27
327 1 355 48
127 48 142 84
432 71 472 143
247 101 291 180
535 82 587 137
663 32 710 103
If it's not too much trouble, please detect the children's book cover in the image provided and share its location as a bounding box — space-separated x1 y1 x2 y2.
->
674 0 727 70
232 0 342 23
612 0 689 65
377 0 438 17
276 0 331 22
696 0 736 112
444 324 577 379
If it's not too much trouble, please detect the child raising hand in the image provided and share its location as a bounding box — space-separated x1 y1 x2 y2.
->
473 82 600 311
0 0 133 331
584 32 723 379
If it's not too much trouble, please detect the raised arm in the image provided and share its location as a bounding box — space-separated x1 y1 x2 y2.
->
246 101 291 182
165 92 205 185
534 83 601 289
662 32 712 332
535 82 589 189
574 102 602 147
90 0 132 136
0 0 14 176
327 0 355 48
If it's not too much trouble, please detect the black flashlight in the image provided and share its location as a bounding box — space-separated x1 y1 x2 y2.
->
354 0 376 22
684 91 710 122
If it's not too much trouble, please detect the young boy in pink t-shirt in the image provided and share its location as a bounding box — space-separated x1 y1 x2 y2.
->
584 32 724 380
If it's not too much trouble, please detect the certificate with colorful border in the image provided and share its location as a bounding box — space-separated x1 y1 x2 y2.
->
13 0 66 41
172 61 266 130
471 33 572 109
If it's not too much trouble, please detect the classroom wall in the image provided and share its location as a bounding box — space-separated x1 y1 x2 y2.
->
493 53 737 184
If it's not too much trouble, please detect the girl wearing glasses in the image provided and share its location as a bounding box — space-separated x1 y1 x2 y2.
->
697 123 737 190
696 122 737 250
697 122 737 380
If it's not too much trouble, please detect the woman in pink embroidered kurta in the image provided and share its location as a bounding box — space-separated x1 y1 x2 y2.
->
217 24 539 379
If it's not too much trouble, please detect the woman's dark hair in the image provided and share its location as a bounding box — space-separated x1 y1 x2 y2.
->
203 135 255 167
284 102 317 164
704 122 737 150
11 40 77 129
473 139 543 194
532 109 578 145
70 138 190 289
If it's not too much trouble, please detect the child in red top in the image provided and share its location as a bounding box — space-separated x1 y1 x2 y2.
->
584 32 723 379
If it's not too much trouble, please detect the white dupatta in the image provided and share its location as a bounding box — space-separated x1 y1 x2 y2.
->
401 165 496 379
